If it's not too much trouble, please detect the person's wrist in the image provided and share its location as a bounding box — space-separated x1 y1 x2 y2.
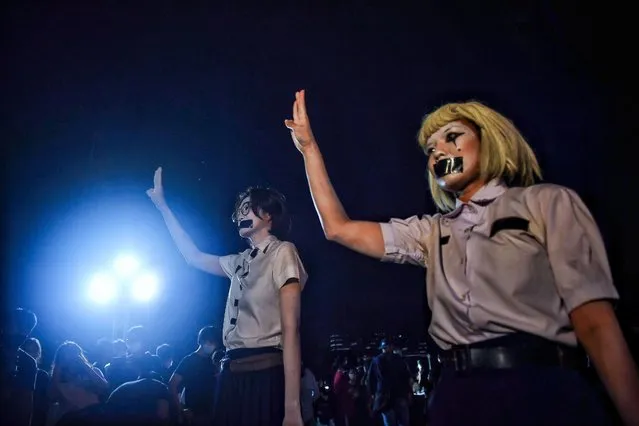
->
301 140 320 158
285 400 300 411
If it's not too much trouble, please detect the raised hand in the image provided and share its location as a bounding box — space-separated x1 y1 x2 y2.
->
284 90 316 153
146 167 167 209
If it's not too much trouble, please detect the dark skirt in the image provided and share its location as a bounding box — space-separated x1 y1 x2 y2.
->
428 335 614 426
213 348 285 426
429 365 612 426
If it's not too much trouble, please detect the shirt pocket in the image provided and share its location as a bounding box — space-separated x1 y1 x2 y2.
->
465 217 555 328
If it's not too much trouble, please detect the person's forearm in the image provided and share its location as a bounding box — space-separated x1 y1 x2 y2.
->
579 321 639 425
282 325 302 411
158 205 203 263
82 363 108 390
302 142 350 239
48 369 62 400
168 384 183 422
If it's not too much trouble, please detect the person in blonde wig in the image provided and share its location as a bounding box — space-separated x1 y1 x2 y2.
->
419 101 541 212
285 90 639 426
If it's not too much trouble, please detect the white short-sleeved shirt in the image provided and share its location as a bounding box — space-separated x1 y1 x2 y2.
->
380 180 618 350
218 235 308 350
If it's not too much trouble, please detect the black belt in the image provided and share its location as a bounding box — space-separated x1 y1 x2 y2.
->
223 346 281 361
439 335 588 372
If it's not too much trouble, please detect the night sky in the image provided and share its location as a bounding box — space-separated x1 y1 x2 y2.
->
4 1 639 365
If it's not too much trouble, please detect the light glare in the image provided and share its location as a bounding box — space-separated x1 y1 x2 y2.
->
113 254 140 277
88 273 118 303
130 271 159 302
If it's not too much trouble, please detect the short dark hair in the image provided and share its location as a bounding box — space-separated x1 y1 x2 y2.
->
53 341 83 369
197 326 221 347
156 344 173 361
126 325 147 344
21 337 42 360
232 186 291 239
9 308 38 336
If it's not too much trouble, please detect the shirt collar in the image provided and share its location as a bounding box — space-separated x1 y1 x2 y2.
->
250 234 278 252
444 179 508 217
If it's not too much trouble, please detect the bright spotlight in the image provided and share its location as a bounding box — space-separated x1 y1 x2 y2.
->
113 254 140 277
88 272 118 304
131 271 159 302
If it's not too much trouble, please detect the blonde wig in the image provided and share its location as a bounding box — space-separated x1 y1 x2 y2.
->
418 101 542 212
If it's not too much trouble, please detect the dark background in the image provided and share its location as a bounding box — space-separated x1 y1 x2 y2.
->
4 1 638 367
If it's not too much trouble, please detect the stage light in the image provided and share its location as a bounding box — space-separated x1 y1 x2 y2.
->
113 254 140 277
130 271 159 302
88 272 118 304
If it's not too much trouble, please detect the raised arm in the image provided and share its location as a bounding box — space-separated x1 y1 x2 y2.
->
147 167 226 277
285 90 385 259
77 354 109 393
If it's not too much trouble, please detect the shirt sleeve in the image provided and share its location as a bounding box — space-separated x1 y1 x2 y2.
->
272 242 308 290
218 254 241 278
379 215 433 267
542 186 618 312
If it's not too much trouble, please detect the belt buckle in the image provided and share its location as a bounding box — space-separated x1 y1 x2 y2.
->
453 346 470 372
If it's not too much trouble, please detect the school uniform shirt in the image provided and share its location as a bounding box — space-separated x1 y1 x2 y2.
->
218 235 308 350
380 179 618 350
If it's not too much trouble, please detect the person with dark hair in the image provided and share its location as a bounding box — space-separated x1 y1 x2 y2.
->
148 167 308 426
112 339 127 358
92 337 114 374
1 308 39 426
48 341 109 426
21 337 50 426
366 340 412 426
231 186 292 240
155 344 173 364
154 344 174 384
169 326 221 425
106 369 174 426
105 326 161 391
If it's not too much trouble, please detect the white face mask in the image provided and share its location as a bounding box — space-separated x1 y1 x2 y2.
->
235 199 253 231
425 120 482 193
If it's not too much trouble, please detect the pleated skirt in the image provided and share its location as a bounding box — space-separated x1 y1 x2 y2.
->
213 350 285 426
